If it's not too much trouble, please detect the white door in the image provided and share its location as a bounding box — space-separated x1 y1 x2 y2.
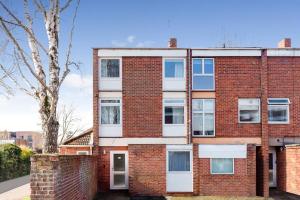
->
110 151 128 189
166 145 193 192
269 148 277 187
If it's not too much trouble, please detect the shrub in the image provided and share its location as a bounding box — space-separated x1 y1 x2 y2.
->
0 144 33 182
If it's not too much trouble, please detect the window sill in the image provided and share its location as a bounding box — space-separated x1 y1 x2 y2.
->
192 135 215 137
238 122 261 124
268 122 290 125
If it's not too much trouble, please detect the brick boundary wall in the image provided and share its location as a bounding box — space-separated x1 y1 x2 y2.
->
30 155 98 200
277 145 300 195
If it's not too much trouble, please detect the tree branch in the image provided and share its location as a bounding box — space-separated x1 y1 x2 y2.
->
32 0 47 19
60 0 73 12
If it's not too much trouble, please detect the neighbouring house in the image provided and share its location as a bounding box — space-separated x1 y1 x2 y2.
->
59 128 93 155
60 38 300 198
0 130 42 151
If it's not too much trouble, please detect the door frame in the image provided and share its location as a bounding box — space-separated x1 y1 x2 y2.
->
269 147 277 188
110 151 128 190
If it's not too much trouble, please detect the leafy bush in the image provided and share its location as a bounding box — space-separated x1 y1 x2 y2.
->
0 144 33 182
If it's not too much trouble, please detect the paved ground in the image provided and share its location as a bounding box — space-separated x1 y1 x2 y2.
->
0 183 30 200
270 189 300 200
0 175 30 194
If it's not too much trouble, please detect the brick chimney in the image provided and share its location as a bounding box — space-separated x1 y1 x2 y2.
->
168 38 177 48
278 38 291 48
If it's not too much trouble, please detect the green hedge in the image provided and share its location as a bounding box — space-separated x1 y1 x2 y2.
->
0 144 33 182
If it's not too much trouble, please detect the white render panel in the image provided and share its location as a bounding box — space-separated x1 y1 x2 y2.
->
167 173 193 192
99 92 122 98
100 126 122 137
163 125 186 137
198 144 247 158
163 92 186 98
99 79 122 90
98 49 187 57
163 79 186 91
267 49 300 57
192 49 261 57
167 144 192 150
99 138 187 146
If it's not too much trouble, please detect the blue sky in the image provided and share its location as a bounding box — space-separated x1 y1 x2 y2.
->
1 0 300 131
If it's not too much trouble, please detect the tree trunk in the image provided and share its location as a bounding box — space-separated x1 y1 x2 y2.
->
42 115 59 153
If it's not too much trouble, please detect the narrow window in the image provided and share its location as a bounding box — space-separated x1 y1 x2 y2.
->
101 59 120 77
101 99 121 125
192 58 214 90
168 151 190 172
238 98 260 123
164 99 184 125
211 158 234 174
268 98 290 124
164 59 184 78
192 99 215 136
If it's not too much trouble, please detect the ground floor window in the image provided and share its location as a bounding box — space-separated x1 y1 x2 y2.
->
211 158 234 174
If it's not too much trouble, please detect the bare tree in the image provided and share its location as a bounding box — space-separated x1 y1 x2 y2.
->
58 105 83 145
0 0 80 153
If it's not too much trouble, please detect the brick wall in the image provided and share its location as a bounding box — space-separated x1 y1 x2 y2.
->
30 155 97 200
123 57 163 137
128 144 166 196
97 146 128 192
196 144 256 196
277 145 300 195
215 57 262 137
59 146 91 155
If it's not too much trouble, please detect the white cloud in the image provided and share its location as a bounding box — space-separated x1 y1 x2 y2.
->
64 73 92 89
111 40 127 47
136 41 155 47
127 35 135 43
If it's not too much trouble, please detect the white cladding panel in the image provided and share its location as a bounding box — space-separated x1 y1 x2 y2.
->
198 144 247 158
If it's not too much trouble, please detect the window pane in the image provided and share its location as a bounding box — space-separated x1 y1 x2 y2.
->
193 59 202 74
101 106 120 124
101 59 119 77
101 99 120 103
193 113 203 136
113 154 125 171
204 113 214 135
268 98 290 105
204 59 214 74
165 107 184 124
211 158 234 174
114 174 125 186
240 110 259 122
204 100 214 112
268 106 288 122
169 151 190 171
165 60 184 78
193 76 214 90
192 99 203 111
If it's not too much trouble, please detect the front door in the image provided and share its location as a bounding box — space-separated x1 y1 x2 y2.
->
269 148 277 187
110 151 128 189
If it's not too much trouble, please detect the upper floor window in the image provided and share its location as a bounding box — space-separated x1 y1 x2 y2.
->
192 58 214 90
268 98 290 124
192 99 215 136
164 59 184 78
101 59 120 78
101 99 121 125
164 99 184 125
238 98 260 123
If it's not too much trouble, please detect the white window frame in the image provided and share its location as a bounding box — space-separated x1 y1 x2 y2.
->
238 98 261 123
210 158 235 175
99 57 122 79
268 98 290 124
76 151 89 155
192 58 215 91
163 58 185 80
163 99 185 125
100 98 122 127
192 99 215 137
167 150 192 174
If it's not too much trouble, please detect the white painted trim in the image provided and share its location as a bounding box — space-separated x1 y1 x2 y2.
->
98 49 187 57
110 151 128 190
199 144 247 158
99 92 122 98
167 144 193 150
210 158 235 175
163 92 186 99
192 49 261 57
99 137 187 146
76 151 89 155
267 49 300 57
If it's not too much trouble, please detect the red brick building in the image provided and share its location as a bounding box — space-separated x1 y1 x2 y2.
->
68 38 300 197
